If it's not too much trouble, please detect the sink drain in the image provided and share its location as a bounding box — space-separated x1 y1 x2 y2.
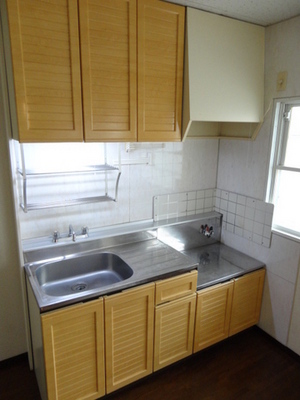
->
71 283 88 292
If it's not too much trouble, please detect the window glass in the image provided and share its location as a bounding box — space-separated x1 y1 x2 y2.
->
272 170 300 234
266 99 300 239
284 106 300 168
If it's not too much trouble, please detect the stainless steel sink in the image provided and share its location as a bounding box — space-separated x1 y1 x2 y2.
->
34 252 133 297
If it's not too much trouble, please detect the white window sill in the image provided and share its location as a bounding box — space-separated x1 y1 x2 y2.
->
271 228 300 243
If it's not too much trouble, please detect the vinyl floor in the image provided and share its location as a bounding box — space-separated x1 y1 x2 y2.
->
1 327 300 400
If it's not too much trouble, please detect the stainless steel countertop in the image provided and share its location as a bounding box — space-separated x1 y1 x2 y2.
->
155 217 265 289
182 243 265 289
25 232 198 312
24 213 265 312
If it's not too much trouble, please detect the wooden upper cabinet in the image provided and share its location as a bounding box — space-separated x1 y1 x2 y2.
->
79 0 137 142
41 299 105 400
6 0 185 142
137 0 185 141
6 0 83 142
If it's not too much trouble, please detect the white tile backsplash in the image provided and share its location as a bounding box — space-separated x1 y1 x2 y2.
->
197 190 205 199
227 212 235 225
228 201 236 214
215 189 274 248
245 206 255 220
244 218 254 232
221 190 229 200
236 204 245 217
154 188 215 221
220 198 228 211
237 195 247 205
235 215 244 228
154 187 274 248
229 192 237 202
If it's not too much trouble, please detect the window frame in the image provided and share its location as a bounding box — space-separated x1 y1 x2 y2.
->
266 97 300 240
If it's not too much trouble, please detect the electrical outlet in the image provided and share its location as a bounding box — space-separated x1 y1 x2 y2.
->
276 71 288 91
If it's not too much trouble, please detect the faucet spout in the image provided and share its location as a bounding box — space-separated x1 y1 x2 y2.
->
69 224 76 242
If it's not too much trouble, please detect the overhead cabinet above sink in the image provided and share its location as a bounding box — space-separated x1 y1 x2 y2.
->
4 0 185 143
182 8 265 140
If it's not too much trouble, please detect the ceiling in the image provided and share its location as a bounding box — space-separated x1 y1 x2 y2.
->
165 0 300 26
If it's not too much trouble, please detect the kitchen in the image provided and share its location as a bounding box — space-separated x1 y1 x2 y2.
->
0 0 300 399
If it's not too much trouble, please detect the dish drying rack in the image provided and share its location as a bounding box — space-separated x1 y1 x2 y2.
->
17 143 121 213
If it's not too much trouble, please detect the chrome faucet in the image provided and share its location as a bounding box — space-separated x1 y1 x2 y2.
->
52 225 88 244
69 224 76 242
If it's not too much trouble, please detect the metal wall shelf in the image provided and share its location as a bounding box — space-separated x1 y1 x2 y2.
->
17 144 121 213
17 164 119 177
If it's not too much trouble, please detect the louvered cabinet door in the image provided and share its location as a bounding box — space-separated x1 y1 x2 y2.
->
154 294 196 371
229 269 265 336
41 300 105 400
194 281 234 353
6 0 83 142
137 0 185 141
155 270 198 305
79 0 137 141
104 283 155 394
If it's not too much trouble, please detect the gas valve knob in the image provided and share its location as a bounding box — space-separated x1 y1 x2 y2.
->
200 224 214 238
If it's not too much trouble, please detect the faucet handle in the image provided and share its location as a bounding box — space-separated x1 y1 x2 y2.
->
81 226 89 237
53 231 60 243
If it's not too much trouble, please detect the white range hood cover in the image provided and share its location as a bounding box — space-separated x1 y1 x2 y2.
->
182 8 265 140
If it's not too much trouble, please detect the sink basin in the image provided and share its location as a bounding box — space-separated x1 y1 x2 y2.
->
34 252 133 297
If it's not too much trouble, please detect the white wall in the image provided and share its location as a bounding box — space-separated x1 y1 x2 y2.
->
288 257 300 353
217 16 300 349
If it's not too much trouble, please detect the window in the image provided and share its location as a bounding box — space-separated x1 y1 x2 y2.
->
266 98 300 239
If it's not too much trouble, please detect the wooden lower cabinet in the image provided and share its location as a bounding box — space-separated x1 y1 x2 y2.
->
41 299 105 400
155 270 198 304
104 283 155 394
194 268 265 352
154 294 196 371
194 281 234 352
153 270 197 371
37 269 265 399
229 268 266 336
